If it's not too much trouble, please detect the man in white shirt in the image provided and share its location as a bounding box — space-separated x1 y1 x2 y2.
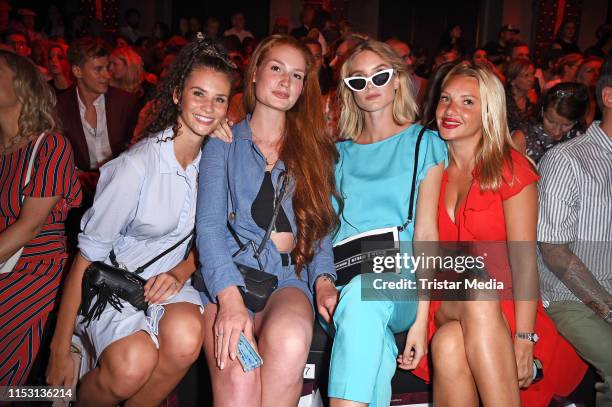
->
57 37 140 190
223 11 253 44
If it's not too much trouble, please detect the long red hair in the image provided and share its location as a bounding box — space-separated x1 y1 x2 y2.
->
243 35 340 277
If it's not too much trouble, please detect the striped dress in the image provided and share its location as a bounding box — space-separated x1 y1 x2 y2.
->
0 133 81 385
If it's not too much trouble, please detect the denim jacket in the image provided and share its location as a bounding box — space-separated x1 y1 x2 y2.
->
196 116 336 302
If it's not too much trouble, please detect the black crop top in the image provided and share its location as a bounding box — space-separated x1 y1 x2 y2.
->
251 171 292 233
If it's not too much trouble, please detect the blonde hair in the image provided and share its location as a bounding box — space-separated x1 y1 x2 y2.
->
0 50 58 150
442 63 518 190
110 46 144 94
338 40 418 139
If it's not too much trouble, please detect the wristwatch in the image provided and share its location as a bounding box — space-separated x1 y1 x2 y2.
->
515 332 539 343
604 309 612 323
315 273 336 287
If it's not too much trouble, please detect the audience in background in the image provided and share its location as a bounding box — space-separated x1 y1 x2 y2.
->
47 42 73 94
223 11 253 43
513 82 589 162
505 58 537 133
0 5 607 405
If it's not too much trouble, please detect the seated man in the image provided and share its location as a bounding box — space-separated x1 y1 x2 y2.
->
57 37 140 249
537 57 612 407
57 37 140 194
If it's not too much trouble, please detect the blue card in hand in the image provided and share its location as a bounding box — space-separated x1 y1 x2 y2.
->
236 332 263 372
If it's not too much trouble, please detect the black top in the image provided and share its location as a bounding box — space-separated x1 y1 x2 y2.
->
251 171 292 233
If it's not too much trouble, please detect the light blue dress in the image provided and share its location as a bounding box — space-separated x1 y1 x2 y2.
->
325 124 447 406
75 129 203 376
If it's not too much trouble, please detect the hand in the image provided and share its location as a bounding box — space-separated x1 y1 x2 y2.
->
397 321 428 370
514 338 534 388
315 277 338 324
210 118 234 143
215 286 256 370
46 350 74 387
144 272 183 304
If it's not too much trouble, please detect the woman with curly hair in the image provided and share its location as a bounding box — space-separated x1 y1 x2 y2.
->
197 34 340 406
45 38 234 405
0 50 82 385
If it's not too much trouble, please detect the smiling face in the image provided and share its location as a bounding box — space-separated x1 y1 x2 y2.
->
436 75 483 143
174 67 231 139
345 50 398 113
253 44 306 112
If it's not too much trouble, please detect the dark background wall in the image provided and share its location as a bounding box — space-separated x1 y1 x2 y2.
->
379 0 482 59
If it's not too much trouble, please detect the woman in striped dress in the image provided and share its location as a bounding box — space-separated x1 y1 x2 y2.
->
0 50 82 385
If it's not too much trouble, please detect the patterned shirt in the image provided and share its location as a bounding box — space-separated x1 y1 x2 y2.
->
537 121 612 304
525 123 583 163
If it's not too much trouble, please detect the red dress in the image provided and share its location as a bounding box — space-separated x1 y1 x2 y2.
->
412 149 587 407
0 133 81 385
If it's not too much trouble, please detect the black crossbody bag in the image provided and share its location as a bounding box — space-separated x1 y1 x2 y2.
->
332 126 427 285
227 171 288 312
80 230 194 326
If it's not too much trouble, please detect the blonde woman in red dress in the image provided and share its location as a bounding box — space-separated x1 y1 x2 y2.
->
413 63 587 407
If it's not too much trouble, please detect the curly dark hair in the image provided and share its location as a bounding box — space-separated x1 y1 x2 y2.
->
143 37 236 139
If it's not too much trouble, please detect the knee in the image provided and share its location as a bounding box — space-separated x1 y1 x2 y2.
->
101 340 158 399
261 323 311 366
431 322 469 377
216 362 259 395
160 314 204 367
462 301 504 327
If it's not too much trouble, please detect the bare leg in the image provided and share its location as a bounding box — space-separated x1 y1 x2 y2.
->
202 303 261 407
253 287 313 407
329 400 367 407
431 321 478 407
78 331 158 407
438 300 521 407
126 303 204 406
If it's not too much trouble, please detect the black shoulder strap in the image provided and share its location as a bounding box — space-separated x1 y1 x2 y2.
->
400 125 427 231
227 170 288 264
109 229 195 274
256 170 288 256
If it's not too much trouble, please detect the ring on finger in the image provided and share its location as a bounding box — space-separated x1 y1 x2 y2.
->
217 331 224 337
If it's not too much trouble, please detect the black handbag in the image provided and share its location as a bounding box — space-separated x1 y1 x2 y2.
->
332 126 427 286
227 171 289 312
80 230 194 326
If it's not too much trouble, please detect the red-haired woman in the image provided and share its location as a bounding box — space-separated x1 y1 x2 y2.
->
196 34 340 406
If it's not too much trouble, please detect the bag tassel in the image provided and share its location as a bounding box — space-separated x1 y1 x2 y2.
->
80 277 124 327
